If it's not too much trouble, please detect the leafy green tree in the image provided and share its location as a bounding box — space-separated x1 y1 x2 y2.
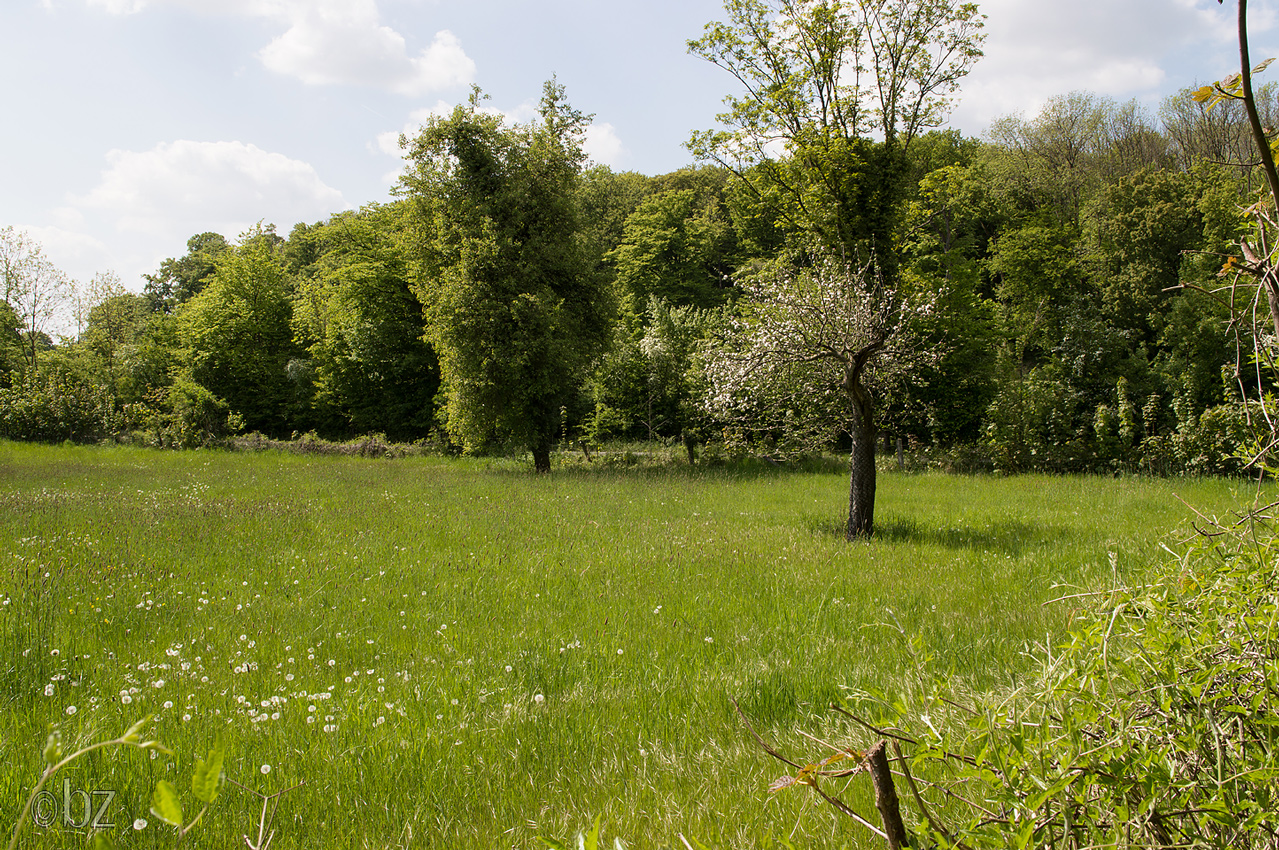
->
1163 80 1278 182
609 187 736 310
689 0 985 264
986 223 1084 364
986 93 1112 231
892 156 1000 442
575 166 654 266
400 82 613 471
0 299 22 388
81 292 150 394
114 313 181 411
587 297 713 446
143 232 230 314
1092 167 1204 342
291 204 440 440
178 226 300 436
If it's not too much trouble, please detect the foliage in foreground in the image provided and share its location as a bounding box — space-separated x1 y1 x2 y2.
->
774 508 1279 848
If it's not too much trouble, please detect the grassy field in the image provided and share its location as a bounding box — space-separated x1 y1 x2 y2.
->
0 441 1267 848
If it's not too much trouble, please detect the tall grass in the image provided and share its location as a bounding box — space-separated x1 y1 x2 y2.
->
0 441 1264 848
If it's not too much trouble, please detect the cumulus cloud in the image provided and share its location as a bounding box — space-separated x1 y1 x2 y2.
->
583 123 627 168
260 18 475 95
79 0 475 95
947 0 1250 135
73 140 347 236
82 0 151 11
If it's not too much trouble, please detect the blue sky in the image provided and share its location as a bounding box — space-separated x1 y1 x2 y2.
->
4 0 1277 294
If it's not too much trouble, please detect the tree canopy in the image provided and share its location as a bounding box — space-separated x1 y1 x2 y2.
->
398 82 613 471
2 4 1275 499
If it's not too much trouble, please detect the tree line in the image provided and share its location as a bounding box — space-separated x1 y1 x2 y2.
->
2 4 1275 498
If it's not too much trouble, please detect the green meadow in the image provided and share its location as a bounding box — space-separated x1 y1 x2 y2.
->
0 441 1265 848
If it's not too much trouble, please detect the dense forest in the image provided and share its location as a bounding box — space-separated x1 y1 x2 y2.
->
1 80 1276 478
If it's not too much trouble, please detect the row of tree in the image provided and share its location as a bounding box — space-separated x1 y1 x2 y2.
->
2 0 1276 533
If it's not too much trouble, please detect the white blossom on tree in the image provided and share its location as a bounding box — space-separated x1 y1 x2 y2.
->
706 257 931 537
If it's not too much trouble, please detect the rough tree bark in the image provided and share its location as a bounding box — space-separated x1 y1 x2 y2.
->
846 342 884 539
847 390 878 540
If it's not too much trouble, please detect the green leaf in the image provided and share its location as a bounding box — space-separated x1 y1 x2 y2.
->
139 740 173 756
580 816 602 850
121 715 152 743
192 742 226 804
89 834 117 850
150 780 184 828
536 840 569 850
43 729 62 766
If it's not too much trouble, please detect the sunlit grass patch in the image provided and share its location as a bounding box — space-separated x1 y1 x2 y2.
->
0 441 1263 848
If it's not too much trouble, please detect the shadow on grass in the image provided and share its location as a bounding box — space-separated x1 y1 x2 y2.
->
504 452 849 482
805 514 1066 556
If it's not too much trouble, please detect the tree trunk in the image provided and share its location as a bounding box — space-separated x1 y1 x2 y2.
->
867 740 910 849
846 387 877 540
682 429 697 465
532 443 552 474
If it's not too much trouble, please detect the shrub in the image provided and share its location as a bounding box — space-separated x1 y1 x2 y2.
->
139 375 244 448
1172 400 1261 475
771 514 1279 848
0 372 126 442
983 365 1094 473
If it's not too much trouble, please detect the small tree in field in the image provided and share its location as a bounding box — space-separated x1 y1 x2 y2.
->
706 257 926 538
691 0 982 537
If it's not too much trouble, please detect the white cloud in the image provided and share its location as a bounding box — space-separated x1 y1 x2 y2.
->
374 102 455 159
947 0 1246 135
18 225 109 278
583 122 627 168
73 140 347 236
79 0 475 95
82 0 151 11
260 20 475 95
